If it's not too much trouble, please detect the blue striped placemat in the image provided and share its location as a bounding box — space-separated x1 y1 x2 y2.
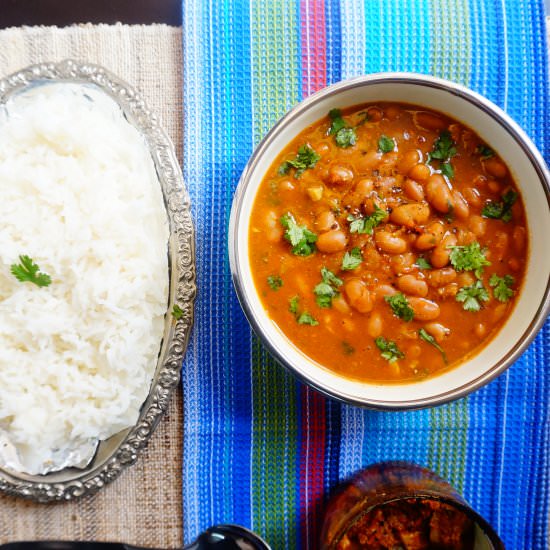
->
181 1 550 548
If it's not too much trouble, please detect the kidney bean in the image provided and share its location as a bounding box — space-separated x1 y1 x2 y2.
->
367 312 383 337
403 178 425 201
426 174 454 213
375 231 408 254
326 164 354 186
399 150 421 175
428 267 457 288
408 163 431 183
390 202 431 228
409 297 441 321
317 229 348 253
344 279 374 313
316 210 337 232
414 111 447 131
397 274 428 297
431 233 457 268
424 322 450 343
484 157 508 179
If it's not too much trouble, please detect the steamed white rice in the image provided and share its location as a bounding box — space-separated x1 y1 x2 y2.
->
0 83 169 474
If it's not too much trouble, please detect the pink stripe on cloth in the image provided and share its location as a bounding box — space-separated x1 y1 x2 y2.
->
300 0 327 97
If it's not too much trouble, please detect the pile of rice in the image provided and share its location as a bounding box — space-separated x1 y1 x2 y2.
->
0 83 169 474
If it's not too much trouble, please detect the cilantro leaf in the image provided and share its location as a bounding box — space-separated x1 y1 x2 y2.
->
385 292 414 322
489 273 515 302
342 247 363 271
415 257 432 270
280 212 317 256
449 242 491 278
456 280 490 312
172 304 184 320
375 337 404 363
10 255 52 287
378 135 395 153
430 130 457 161
328 109 346 135
279 144 320 177
267 275 283 291
482 191 517 223
428 130 457 179
289 295 319 325
328 109 359 148
477 144 495 159
441 162 454 178
335 127 357 148
297 312 319 326
314 267 343 308
419 328 448 364
347 205 387 235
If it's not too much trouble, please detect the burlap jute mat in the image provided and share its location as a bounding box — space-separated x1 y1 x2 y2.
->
0 24 184 548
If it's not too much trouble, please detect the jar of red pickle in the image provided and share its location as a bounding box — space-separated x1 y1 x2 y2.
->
321 462 504 550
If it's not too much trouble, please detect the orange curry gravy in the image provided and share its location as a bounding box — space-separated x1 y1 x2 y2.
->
248 103 527 383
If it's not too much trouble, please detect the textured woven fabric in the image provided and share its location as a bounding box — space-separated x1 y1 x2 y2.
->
0 24 183 548
182 2 550 549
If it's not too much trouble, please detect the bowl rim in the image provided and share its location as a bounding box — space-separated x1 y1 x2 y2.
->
0 60 196 500
229 71 550 410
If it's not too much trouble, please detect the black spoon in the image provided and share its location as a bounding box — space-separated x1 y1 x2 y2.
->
0 524 271 550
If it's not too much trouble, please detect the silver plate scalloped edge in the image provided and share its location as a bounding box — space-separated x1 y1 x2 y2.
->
0 60 196 502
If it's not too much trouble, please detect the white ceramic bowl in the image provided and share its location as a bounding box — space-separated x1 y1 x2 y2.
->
229 73 550 409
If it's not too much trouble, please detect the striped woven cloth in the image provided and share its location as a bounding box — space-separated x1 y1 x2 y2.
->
181 1 550 548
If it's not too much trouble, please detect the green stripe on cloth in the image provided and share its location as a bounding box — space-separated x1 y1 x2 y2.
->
431 0 472 85
252 338 299 547
249 3 301 546
251 1 300 141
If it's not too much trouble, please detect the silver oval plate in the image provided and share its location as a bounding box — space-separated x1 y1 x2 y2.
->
0 60 196 502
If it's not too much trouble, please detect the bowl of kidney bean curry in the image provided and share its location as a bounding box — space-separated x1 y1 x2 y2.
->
230 74 550 407
248 102 527 384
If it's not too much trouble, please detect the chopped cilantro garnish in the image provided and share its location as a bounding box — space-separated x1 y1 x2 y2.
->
328 108 347 135
279 144 320 177
385 292 414 322
415 257 432 270
441 162 454 179
375 337 405 363
172 304 184 320
314 267 343 308
456 280 490 312
267 275 283 291
428 130 457 179
430 130 457 161
419 328 448 364
297 312 319 326
477 144 495 159
328 109 368 148
449 242 491 278
347 205 387 235
342 341 355 355
341 247 363 271
10 255 52 287
482 191 517 223
335 127 357 148
280 212 317 256
378 135 395 153
489 274 515 302
289 295 318 325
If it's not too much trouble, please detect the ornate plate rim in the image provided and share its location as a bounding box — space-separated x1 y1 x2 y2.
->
0 59 196 502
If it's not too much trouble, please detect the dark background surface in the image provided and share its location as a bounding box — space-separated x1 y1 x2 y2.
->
0 0 547 29
0 0 181 29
